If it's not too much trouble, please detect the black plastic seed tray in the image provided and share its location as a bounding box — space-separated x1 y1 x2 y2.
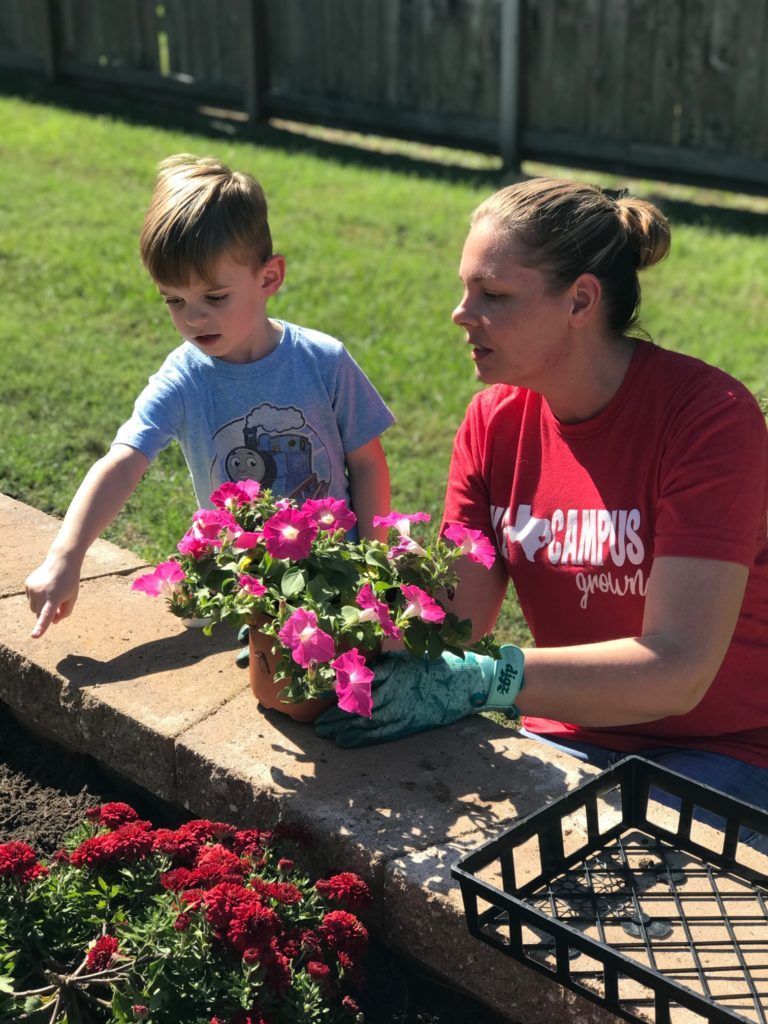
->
452 756 768 1024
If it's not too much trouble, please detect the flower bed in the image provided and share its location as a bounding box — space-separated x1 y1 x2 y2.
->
0 802 371 1023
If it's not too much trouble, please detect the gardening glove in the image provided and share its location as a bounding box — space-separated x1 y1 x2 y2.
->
314 646 524 748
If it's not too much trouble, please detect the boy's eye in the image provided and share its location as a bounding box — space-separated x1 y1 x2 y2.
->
483 291 504 300
163 297 182 306
206 294 228 303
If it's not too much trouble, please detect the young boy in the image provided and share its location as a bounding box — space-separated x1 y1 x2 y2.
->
26 154 394 638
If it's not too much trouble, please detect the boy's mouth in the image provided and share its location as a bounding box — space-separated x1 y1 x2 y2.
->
194 334 221 344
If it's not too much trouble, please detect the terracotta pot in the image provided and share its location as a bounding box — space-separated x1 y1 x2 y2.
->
248 625 335 723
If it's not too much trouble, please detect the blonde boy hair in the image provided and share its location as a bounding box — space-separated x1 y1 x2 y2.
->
140 154 272 285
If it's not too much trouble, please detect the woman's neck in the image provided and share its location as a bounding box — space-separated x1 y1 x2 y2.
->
543 334 637 424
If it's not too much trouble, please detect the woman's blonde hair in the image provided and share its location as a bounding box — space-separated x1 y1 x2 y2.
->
471 178 670 335
140 154 272 285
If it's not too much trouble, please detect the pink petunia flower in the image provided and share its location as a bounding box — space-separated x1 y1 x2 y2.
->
399 584 446 624
372 511 430 537
131 561 186 597
233 530 263 550
302 498 357 533
331 649 374 718
238 574 267 597
177 508 239 557
443 523 496 569
387 534 427 559
355 584 401 639
210 480 261 511
278 609 335 667
262 509 319 561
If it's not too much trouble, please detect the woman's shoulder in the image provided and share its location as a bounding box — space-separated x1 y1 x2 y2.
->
466 383 532 422
643 342 760 410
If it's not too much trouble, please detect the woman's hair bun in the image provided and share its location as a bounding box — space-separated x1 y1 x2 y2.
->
614 196 671 270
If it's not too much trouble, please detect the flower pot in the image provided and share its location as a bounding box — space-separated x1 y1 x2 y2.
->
248 625 335 723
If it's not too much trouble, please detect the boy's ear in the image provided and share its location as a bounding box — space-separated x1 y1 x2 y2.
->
259 255 286 297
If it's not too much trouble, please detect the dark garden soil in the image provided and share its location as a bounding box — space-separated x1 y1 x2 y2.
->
0 703 505 1024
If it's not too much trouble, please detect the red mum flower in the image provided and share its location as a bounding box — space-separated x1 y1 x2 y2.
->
227 895 282 953
242 946 261 964
232 829 271 856
315 873 372 911
153 827 201 864
132 1007 150 1021
94 802 140 829
250 877 303 905
341 995 361 1015
86 934 119 972
70 822 154 868
174 912 191 932
307 960 331 980
0 842 49 884
203 882 252 932
319 911 368 960
277 858 294 873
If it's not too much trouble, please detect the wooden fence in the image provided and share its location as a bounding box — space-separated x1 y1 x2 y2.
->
1 0 767 189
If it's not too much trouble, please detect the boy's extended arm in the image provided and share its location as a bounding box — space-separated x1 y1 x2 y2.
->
25 444 149 638
345 437 390 543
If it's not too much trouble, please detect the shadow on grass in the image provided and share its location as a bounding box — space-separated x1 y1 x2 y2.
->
0 69 501 190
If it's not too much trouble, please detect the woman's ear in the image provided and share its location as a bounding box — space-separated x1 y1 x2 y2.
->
259 254 286 297
568 273 601 327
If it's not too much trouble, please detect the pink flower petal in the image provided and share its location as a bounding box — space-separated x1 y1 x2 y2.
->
400 584 445 624
302 498 357 533
332 649 374 718
278 609 335 667
443 523 496 569
263 509 319 560
238 574 266 597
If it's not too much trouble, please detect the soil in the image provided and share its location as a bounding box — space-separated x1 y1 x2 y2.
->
0 702 505 1024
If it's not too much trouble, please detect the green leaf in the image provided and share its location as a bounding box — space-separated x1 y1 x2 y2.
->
0 977 15 994
280 566 307 597
364 547 390 570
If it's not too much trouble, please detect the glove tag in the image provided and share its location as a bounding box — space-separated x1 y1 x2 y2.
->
469 690 488 709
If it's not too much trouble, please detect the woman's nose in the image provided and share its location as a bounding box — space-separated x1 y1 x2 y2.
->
452 295 472 326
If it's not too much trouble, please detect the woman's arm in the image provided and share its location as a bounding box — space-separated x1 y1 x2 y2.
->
346 437 391 542
517 555 747 725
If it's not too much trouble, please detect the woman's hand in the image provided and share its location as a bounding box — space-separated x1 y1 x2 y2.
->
315 646 524 747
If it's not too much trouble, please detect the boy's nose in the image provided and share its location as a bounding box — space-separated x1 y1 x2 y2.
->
186 307 210 327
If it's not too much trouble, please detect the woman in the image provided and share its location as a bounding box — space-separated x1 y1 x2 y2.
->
316 178 768 837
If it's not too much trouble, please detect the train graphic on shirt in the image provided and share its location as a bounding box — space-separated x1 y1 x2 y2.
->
213 403 331 502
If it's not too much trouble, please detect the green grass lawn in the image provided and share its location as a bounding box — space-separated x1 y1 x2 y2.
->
2 92 767 645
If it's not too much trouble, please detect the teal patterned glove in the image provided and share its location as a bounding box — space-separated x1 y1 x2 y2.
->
313 646 525 748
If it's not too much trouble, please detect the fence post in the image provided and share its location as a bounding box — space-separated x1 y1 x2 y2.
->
38 0 57 82
498 0 522 171
241 0 269 123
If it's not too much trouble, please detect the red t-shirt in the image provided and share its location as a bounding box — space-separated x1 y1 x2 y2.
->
442 340 768 766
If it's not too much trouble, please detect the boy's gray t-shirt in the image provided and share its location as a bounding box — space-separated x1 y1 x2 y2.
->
113 321 394 508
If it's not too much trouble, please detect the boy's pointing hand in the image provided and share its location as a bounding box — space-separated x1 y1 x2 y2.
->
25 558 80 638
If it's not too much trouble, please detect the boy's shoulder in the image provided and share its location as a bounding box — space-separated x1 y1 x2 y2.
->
283 320 346 357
